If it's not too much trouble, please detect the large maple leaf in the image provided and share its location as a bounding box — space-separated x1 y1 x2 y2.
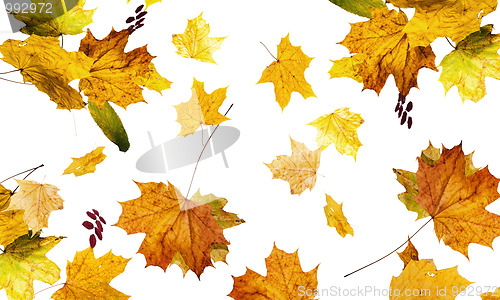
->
258 34 316 110
63 146 106 176
308 107 364 160
174 78 230 136
0 232 62 300
51 247 130 299
338 8 438 97
396 143 500 257
265 138 321 195
114 181 243 277
439 25 500 103
229 244 318 299
11 0 95 37
172 13 226 64
79 29 168 109
388 0 497 47
8 179 64 233
0 34 93 110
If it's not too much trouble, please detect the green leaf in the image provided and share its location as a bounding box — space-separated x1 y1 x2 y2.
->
328 0 386 18
88 101 130 152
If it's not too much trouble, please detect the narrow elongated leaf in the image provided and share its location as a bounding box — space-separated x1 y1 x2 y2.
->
88 101 130 152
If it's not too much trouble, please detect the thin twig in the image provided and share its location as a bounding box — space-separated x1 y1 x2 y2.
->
1 164 44 184
0 77 33 85
185 104 233 199
23 282 65 300
60 34 64 48
260 42 277 61
344 217 433 277
0 69 20 75
11 164 44 194
445 37 456 49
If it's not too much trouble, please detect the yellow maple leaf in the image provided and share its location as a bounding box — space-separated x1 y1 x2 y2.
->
388 0 497 47
229 244 319 299
7 179 64 233
0 184 12 211
439 25 500 102
308 107 364 159
390 259 471 299
51 247 130 299
0 34 93 110
265 138 321 195
324 194 353 237
482 287 500 299
135 63 172 94
172 13 226 63
258 34 316 110
63 146 106 176
174 78 230 136
79 29 167 109
0 210 28 247
126 0 159 9
339 8 438 97
329 54 365 83
114 181 243 277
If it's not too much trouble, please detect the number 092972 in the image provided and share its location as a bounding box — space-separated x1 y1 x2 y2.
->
5 2 53 14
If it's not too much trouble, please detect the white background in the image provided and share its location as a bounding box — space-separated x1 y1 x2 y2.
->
1 0 500 299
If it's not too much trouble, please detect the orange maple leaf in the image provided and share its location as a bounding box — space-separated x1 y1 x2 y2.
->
114 181 240 277
229 244 318 299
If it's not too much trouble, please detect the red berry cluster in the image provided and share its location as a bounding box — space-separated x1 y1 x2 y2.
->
82 209 106 248
395 93 413 129
126 5 147 35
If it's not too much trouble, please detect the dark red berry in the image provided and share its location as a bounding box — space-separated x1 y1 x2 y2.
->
408 117 413 129
95 228 103 240
99 216 106 224
136 11 147 19
398 106 403 117
398 93 405 103
406 101 413 112
135 4 144 13
401 111 407 125
96 220 103 232
92 209 100 216
126 16 135 23
395 102 400 112
89 234 96 248
86 211 96 220
128 27 135 35
135 23 144 29
82 221 94 229
136 17 145 25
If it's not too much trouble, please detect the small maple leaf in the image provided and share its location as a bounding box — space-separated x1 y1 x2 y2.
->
439 25 500 103
328 0 386 18
0 232 62 300
258 34 316 110
396 143 500 258
329 54 365 83
63 146 106 176
114 181 243 277
79 28 168 109
338 8 438 97
397 240 419 269
7 179 64 233
51 247 130 299
388 0 497 47
324 194 353 237
265 138 321 195
229 244 319 299
11 0 95 37
0 34 93 110
308 107 364 159
174 78 230 136
172 13 226 63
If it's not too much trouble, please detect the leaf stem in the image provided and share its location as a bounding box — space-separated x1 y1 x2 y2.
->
260 42 277 61
445 37 456 49
23 282 65 300
185 104 233 200
344 217 433 277
1 164 44 184
0 69 20 75
0 77 33 85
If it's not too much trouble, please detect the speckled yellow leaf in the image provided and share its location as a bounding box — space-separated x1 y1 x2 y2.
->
308 107 364 160
8 180 64 233
265 138 321 195
63 146 106 176
174 78 230 136
172 13 225 63
258 34 316 110
324 194 353 237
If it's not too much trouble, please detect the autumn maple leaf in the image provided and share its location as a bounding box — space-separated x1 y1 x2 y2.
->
258 34 316 110
439 25 500 102
395 143 500 258
328 0 386 18
324 194 353 237
397 240 419 269
338 8 438 97
265 138 321 195
114 181 242 277
51 247 130 299
63 146 106 176
174 78 230 136
388 0 497 47
229 244 319 299
172 13 226 63
0 210 28 247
